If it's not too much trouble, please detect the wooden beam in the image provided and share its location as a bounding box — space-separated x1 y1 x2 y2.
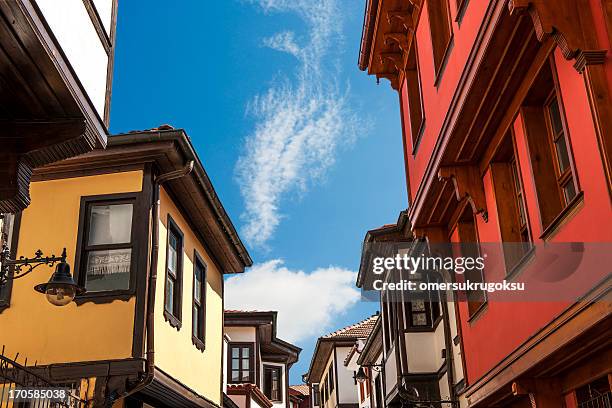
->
438 165 488 221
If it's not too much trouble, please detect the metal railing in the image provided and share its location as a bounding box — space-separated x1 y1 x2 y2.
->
579 392 612 408
0 348 89 408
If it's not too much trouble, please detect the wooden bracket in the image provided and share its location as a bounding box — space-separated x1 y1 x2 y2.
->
376 72 399 90
380 52 404 71
387 11 413 31
574 50 608 73
438 165 488 222
508 0 607 66
384 33 410 51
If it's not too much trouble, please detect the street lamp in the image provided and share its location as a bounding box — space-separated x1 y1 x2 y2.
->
1 243 84 306
353 364 383 384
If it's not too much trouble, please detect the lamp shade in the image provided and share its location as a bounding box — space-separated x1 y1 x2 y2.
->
354 367 368 383
34 260 85 306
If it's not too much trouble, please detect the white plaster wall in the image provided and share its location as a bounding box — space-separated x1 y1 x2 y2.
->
405 320 445 373
226 326 257 342
439 373 452 408
36 0 109 117
335 346 359 405
383 345 397 396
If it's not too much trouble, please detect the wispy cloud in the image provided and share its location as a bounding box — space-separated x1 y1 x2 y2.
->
225 260 360 342
236 0 359 248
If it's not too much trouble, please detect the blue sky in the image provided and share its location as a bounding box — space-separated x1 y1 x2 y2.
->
111 0 406 384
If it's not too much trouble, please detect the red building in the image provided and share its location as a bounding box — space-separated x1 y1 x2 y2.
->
358 0 612 407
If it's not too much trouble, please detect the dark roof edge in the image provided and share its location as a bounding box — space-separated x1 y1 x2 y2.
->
358 0 380 71
109 130 252 269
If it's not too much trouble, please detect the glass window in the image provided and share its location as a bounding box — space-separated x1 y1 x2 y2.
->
192 256 206 346
263 365 282 401
229 344 254 384
81 200 134 292
164 216 183 324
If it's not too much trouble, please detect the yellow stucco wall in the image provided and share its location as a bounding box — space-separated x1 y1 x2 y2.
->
0 171 143 364
154 186 224 405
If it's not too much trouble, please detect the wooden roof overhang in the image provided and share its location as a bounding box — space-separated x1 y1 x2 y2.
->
410 5 543 235
0 0 108 213
358 0 422 90
305 337 357 384
224 311 301 365
356 317 383 367
33 129 252 274
356 210 412 289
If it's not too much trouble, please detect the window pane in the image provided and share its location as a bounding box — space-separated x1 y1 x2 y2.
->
242 370 250 381
232 371 239 381
88 204 133 245
242 358 249 370
85 248 131 291
193 305 199 337
232 359 239 370
548 97 563 135
194 266 202 302
232 348 239 358
412 312 428 326
166 278 174 311
168 232 178 274
554 137 571 173
563 179 577 203
411 300 426 312
242 347 249 358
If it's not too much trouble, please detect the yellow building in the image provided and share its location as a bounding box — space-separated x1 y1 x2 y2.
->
0 128 252 408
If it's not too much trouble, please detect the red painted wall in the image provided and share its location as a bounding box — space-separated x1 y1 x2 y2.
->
397 0 612 386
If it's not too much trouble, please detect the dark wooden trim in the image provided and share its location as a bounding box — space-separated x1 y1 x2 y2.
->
73 192 142 305
0 212 22 313
81 0 111 53
191 249 206 352
262 364 283 402
144 367 222 408
227 342 256 384
163 213 184 329
539 191 584 241
434 36 454 87
455 0 470 24
102 0 118 126
333 347 339 406
464 280 611 405
132 165 153 358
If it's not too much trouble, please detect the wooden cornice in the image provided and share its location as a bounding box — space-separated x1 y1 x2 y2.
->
384 32 410 51
387 10 414 31
438 165 488 222
508 0 607 69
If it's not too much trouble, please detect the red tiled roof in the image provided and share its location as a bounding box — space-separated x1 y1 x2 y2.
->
289 384 310 396
322 314 379 339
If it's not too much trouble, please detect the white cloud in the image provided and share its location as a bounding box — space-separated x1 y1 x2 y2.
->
263 31 302 58
236 0 360 248
225 260 360 342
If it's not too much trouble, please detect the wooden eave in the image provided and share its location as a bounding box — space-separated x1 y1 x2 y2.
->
410 5 542 231
305 337 358 383
224 311 301 365
0 0 108 213
360 0 422 89
356 317 382 366
33 129 252 274
356 210 412 288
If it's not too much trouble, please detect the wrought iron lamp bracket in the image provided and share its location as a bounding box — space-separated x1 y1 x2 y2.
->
0 235 67 286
